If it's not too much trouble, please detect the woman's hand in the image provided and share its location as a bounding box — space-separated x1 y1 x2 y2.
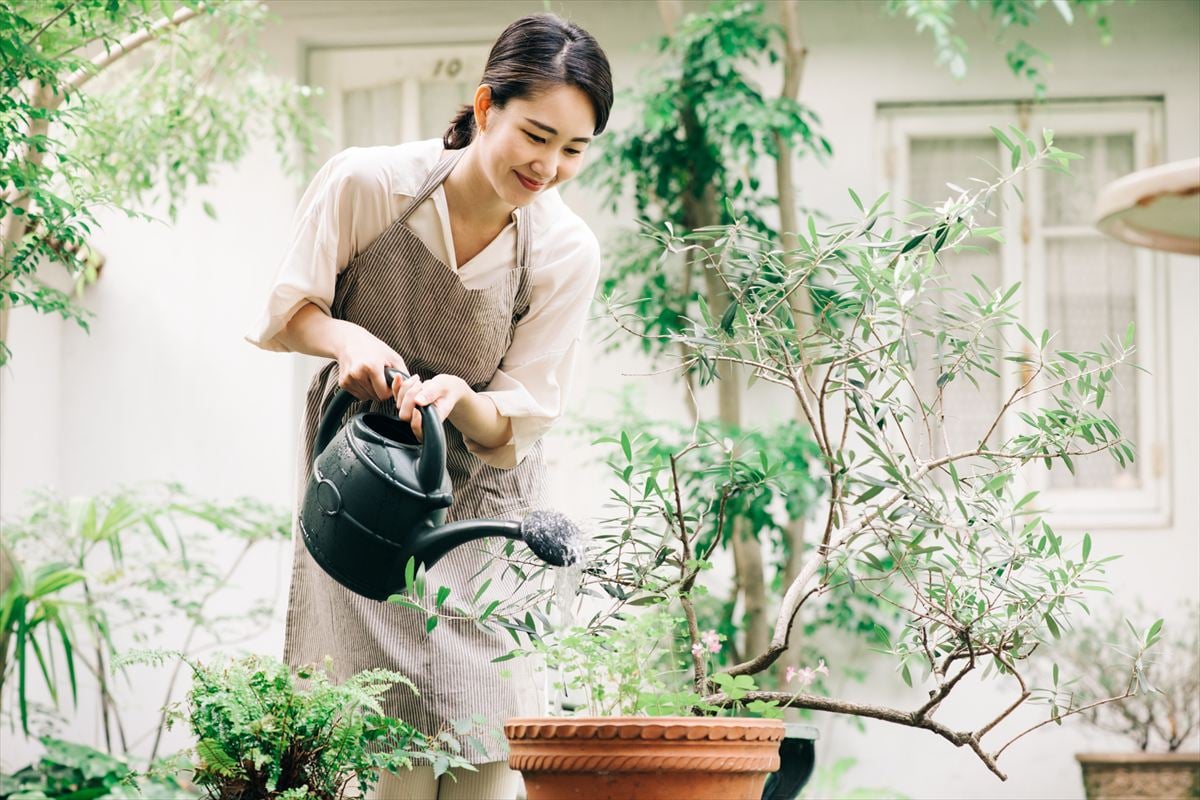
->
333 323 408 401
394 373 470 441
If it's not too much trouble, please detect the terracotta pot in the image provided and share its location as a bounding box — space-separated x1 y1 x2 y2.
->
1076 752 1200 800
505 716 785 800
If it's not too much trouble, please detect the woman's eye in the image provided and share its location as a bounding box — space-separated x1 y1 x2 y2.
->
525 131 546 144
565 148 582 156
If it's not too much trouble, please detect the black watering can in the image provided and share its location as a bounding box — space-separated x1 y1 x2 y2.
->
299 367 579 601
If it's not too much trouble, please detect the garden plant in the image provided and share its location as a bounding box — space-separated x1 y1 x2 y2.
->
120 652 482 800
516 130 1161 783
0 0 324 364
586 0 1123 680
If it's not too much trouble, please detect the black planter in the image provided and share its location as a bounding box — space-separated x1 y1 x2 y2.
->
762 723 820 800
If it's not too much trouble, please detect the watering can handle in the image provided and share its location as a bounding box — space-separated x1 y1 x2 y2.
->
313 366 447 495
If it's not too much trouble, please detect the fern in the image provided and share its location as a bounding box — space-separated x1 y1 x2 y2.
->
170 654 479 799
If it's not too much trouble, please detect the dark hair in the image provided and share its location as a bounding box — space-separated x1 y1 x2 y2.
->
443 13 613 150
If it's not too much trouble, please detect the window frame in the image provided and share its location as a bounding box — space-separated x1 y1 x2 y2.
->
878 99 1171 531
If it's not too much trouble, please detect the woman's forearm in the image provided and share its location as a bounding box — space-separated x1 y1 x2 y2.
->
284 303 514 447
275 302 353 359
447 390 514 450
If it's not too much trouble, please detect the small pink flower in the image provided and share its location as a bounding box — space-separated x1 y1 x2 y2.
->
786 660 830 689
691 642 705 657
700 630 721 654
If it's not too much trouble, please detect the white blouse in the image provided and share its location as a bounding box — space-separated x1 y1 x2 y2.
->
246 138 601 469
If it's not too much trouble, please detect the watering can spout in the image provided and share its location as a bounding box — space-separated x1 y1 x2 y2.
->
412 511 580 571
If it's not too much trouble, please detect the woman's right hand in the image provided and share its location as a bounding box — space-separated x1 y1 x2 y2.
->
333 323 408 402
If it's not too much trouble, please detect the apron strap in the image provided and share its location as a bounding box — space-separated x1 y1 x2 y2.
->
399 145 535 269
516 203 533 269
398 147 467 225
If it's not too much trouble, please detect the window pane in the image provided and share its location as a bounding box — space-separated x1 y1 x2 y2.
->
419 80 475 141
342 82 407 148
908 138 1007 459
1044 134 1135 227
1044 237 1141 490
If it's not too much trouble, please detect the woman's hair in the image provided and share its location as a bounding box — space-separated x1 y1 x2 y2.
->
443 13 613 150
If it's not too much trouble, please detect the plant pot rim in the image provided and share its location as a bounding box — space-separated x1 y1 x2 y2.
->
504 716 786 743
1076 751 1200 765
506 715 786 726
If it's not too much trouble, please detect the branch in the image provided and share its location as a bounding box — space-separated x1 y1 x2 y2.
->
58 4 205 102
706 690 1006 780
992 689 1138 761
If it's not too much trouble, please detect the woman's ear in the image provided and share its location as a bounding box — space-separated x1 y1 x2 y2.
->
473 85 493 133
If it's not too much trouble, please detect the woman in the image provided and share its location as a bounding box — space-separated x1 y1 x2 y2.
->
246 14 612 800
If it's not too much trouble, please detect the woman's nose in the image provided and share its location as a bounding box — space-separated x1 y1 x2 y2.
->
531 155 557 181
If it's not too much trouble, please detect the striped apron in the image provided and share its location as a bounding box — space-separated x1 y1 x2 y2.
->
284 148 548 764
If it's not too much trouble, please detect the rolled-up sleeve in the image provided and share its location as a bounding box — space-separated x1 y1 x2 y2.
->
245 149 385 351
464 225 601 468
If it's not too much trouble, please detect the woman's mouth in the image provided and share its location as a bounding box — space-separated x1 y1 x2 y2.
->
515 171 548 192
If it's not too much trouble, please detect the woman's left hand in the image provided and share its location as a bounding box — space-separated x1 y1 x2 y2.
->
393 373 470 441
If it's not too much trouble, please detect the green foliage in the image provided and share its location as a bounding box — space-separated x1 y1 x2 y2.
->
580 404 899 678
132 652 477 799
525 607 784 719
0 0 325 364
586 129 1152 755
529 609 703 717
0 737 193 800
585 0 830 360
1036 602 1198 752
0 485 289 739
888 0 1119 98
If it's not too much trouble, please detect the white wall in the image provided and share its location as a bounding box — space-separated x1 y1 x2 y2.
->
1 1 1196 797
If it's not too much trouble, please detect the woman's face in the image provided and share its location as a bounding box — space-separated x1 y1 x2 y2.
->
474 84 597 207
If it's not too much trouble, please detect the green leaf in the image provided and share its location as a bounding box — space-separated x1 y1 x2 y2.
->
900 233 927 254
388 597 425 614
480 600 500 622
1082 532 1092 562
990 126 1016 152
436 585 451 608
426 616 439 634
1124 321 1135 348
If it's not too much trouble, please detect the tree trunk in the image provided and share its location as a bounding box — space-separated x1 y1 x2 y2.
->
772 0 818 690
659 0 771 664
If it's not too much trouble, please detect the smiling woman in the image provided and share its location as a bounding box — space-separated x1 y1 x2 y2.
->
243 12 613 800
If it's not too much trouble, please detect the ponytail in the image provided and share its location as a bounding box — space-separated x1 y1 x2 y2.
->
443 104 476 150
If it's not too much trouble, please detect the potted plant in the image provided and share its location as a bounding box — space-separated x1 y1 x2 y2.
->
1055 604 1199 799
495 130 1162 799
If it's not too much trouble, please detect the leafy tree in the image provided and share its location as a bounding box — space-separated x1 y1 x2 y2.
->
0 0 324 364
586 0 1122 688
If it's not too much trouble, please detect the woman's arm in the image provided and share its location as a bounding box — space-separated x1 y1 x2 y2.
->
283 302 514 446
394 373 514 449
277 302 407 402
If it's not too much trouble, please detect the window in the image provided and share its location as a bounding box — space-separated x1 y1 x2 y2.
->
879 100 1170 529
